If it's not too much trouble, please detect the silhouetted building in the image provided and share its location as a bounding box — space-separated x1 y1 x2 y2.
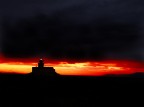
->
32 59 58 76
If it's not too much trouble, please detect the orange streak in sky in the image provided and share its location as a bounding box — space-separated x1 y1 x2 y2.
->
0 56 143 76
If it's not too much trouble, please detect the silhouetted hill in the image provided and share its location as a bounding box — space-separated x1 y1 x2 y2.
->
0 72 143 106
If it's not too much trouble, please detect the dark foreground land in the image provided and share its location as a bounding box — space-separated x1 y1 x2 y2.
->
0 73 144 106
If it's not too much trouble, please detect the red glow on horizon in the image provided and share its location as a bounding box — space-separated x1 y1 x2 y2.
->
0 56 143 76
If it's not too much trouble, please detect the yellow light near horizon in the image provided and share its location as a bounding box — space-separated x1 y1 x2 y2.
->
0 63 32 74
0 61 143 76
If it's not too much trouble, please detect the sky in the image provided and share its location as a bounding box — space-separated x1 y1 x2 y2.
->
0 57 143 76
0 0 143 75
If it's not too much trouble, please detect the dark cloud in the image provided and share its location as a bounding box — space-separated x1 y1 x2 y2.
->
0 0 144 61
1 15 143 61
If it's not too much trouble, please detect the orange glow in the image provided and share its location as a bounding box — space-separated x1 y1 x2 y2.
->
0 56 143 76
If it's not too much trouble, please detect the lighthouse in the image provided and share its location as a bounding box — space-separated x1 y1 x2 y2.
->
31 59 58 76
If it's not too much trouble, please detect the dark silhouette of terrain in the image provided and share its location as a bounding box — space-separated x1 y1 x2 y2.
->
0 60 143 106
0 72 143 106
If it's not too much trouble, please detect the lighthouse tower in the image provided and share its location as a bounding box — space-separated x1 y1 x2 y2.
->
38 59 44 68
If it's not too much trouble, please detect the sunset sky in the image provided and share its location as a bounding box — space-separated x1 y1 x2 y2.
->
0 0 144 76
0 56 143 76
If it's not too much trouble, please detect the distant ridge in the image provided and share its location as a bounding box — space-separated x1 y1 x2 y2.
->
104 72 144 78
0 71 143 78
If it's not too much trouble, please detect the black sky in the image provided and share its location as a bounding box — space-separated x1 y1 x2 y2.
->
0 0 144 61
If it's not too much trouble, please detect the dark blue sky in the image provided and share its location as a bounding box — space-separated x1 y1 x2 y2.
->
0 0 144 61
1 0 144 22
